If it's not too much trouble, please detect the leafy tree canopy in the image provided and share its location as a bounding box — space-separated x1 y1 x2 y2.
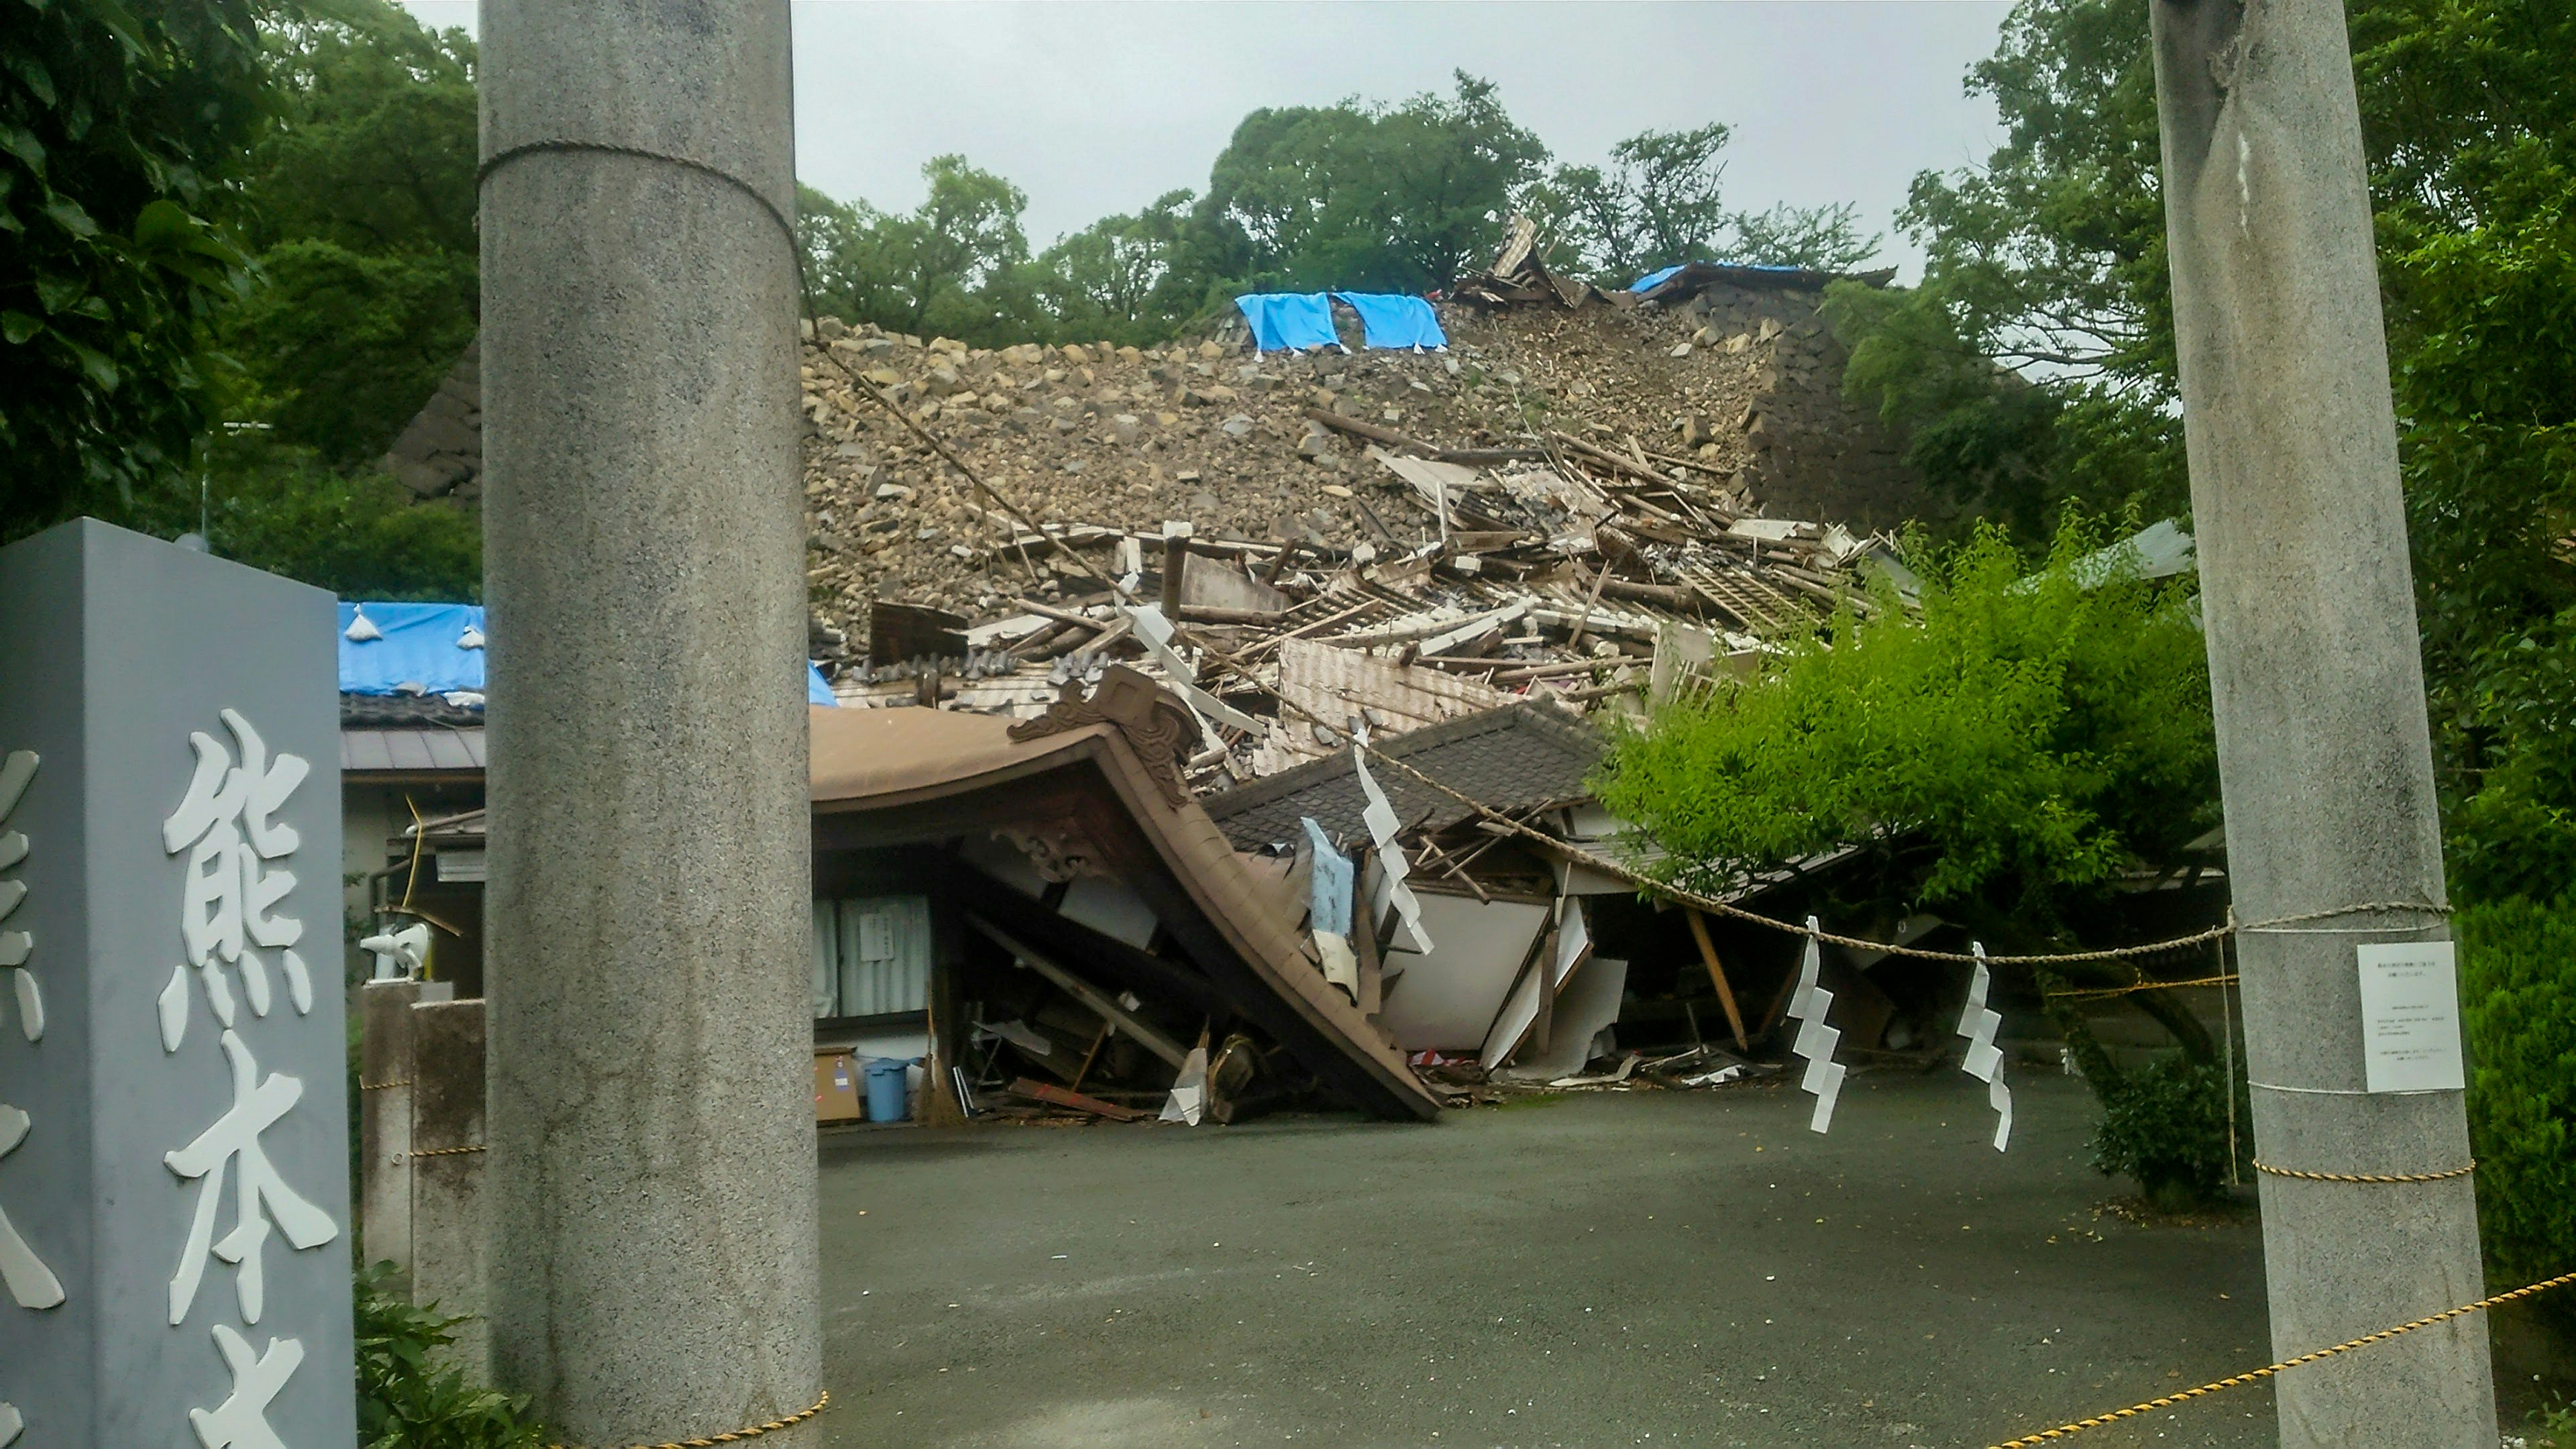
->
217 0 477 469
1594 519 2217 940
1195 72 1550 297
3 0 271 539
1827 0 2576 908
1527 122 1884 282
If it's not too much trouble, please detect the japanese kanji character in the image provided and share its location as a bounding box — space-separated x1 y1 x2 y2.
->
0 1104 64 1310
186 1324 303 1449
164 1030 337 1326
160 716 311 1046
0 750 38 1043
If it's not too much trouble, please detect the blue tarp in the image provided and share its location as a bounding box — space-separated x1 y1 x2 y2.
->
1629 261 1807 292
1234 292 1340 352
1332 292 1447 350
1301 816 1353 936
338 602 484 696
337 600 839 706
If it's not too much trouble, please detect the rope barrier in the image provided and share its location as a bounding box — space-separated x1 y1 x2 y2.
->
402 1144 486 1159
2253 1159 2476 1185
358 1078 413 1091
545 1391 829 1449
2044 974 2238 1000
1986 1270 2576 1446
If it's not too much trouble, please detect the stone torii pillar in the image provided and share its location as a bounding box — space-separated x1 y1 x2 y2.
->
479 2 821 1441
2150 0 2495 1443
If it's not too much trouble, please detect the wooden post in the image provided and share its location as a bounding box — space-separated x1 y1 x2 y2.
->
1684 908 1750 1049
1161 534 1187 617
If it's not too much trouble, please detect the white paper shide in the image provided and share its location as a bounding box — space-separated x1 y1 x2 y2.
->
160 712 335 1446
2355 941 2466 1094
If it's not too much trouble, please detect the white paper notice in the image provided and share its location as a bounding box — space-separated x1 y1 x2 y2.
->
2355 941 2465 1093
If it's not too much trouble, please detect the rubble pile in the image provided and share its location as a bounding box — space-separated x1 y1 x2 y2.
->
796 252 1925 650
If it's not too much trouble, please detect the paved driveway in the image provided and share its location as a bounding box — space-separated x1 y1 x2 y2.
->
810 1071 2328 1448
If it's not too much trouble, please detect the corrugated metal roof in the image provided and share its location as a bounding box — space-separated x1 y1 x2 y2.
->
341 727 486 775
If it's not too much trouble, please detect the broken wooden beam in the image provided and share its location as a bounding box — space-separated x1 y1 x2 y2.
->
1010 1077 1144 1121
967 914 1190 1070
1684 908 1751 1050
1305 407 1435 455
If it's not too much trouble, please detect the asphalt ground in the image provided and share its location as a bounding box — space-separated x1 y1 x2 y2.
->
814 1070 2563 1448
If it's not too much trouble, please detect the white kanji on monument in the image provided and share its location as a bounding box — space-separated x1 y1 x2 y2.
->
159 711 314 1052
187 1324 303 1449
164 1028 338 1326
0 749 58 1448
1 750 41 1042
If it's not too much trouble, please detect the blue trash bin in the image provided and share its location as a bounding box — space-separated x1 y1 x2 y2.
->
863 1057 913 1123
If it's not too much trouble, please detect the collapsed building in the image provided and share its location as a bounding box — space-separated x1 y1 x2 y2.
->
359 221 2025 1137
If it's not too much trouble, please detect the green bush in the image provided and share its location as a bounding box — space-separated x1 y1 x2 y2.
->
2457 897 2576 1310
2089 1054 2249 1209
355 1262 542 1449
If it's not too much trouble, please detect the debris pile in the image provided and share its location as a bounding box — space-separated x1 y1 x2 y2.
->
796 230 1927 675
799 233 1929 795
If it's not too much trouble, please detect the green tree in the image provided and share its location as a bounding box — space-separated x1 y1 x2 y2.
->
1525 123 1733 280
1195 72 1548 294
3 0 272 538
1025 189 1205 346
176 0 483 601
1821 0 2182 537
219 0 478 468
1831 0 2575 828
1727 200 1882 271
798 156 1034 345
1595 520 2217 941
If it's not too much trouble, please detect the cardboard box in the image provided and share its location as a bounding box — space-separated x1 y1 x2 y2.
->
814 1051 864 1122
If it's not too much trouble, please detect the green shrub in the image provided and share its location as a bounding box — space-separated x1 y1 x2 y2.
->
2457 897 2576 1311
2089 1054 2249 1208
355 1262 542 1449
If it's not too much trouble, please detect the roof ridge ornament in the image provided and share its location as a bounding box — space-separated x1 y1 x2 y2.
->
1008 664 1197 807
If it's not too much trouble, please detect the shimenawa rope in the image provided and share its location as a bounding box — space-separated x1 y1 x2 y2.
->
544 1390 829 1449
2253 1159 2476 1185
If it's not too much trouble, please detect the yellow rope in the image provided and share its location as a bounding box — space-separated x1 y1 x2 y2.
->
1986 1271 2576 1446
2254 1159 2476 1185
358 1078 413 1091
2044 973 2239 1000
404 1144 486 1159
546 1390 829 1449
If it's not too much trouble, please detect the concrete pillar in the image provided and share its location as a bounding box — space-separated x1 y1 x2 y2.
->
2148 0 2496 1443
409 998 489 1379
360 978 450 1285
480 3 820 1442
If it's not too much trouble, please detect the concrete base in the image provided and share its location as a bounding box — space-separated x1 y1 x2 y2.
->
410 999 490 1378
360 978 451 1285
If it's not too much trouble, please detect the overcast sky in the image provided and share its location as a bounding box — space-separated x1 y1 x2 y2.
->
400 1 2012 280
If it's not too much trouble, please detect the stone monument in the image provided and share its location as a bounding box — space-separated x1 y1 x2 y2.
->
0 519 353 1444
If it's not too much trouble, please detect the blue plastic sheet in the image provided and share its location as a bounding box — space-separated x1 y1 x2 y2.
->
1332 292 1447 350
1234 292 1340 352
337 602 485 695
1629 261 1807 292
338 600 840 706
1301 816 1354 936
